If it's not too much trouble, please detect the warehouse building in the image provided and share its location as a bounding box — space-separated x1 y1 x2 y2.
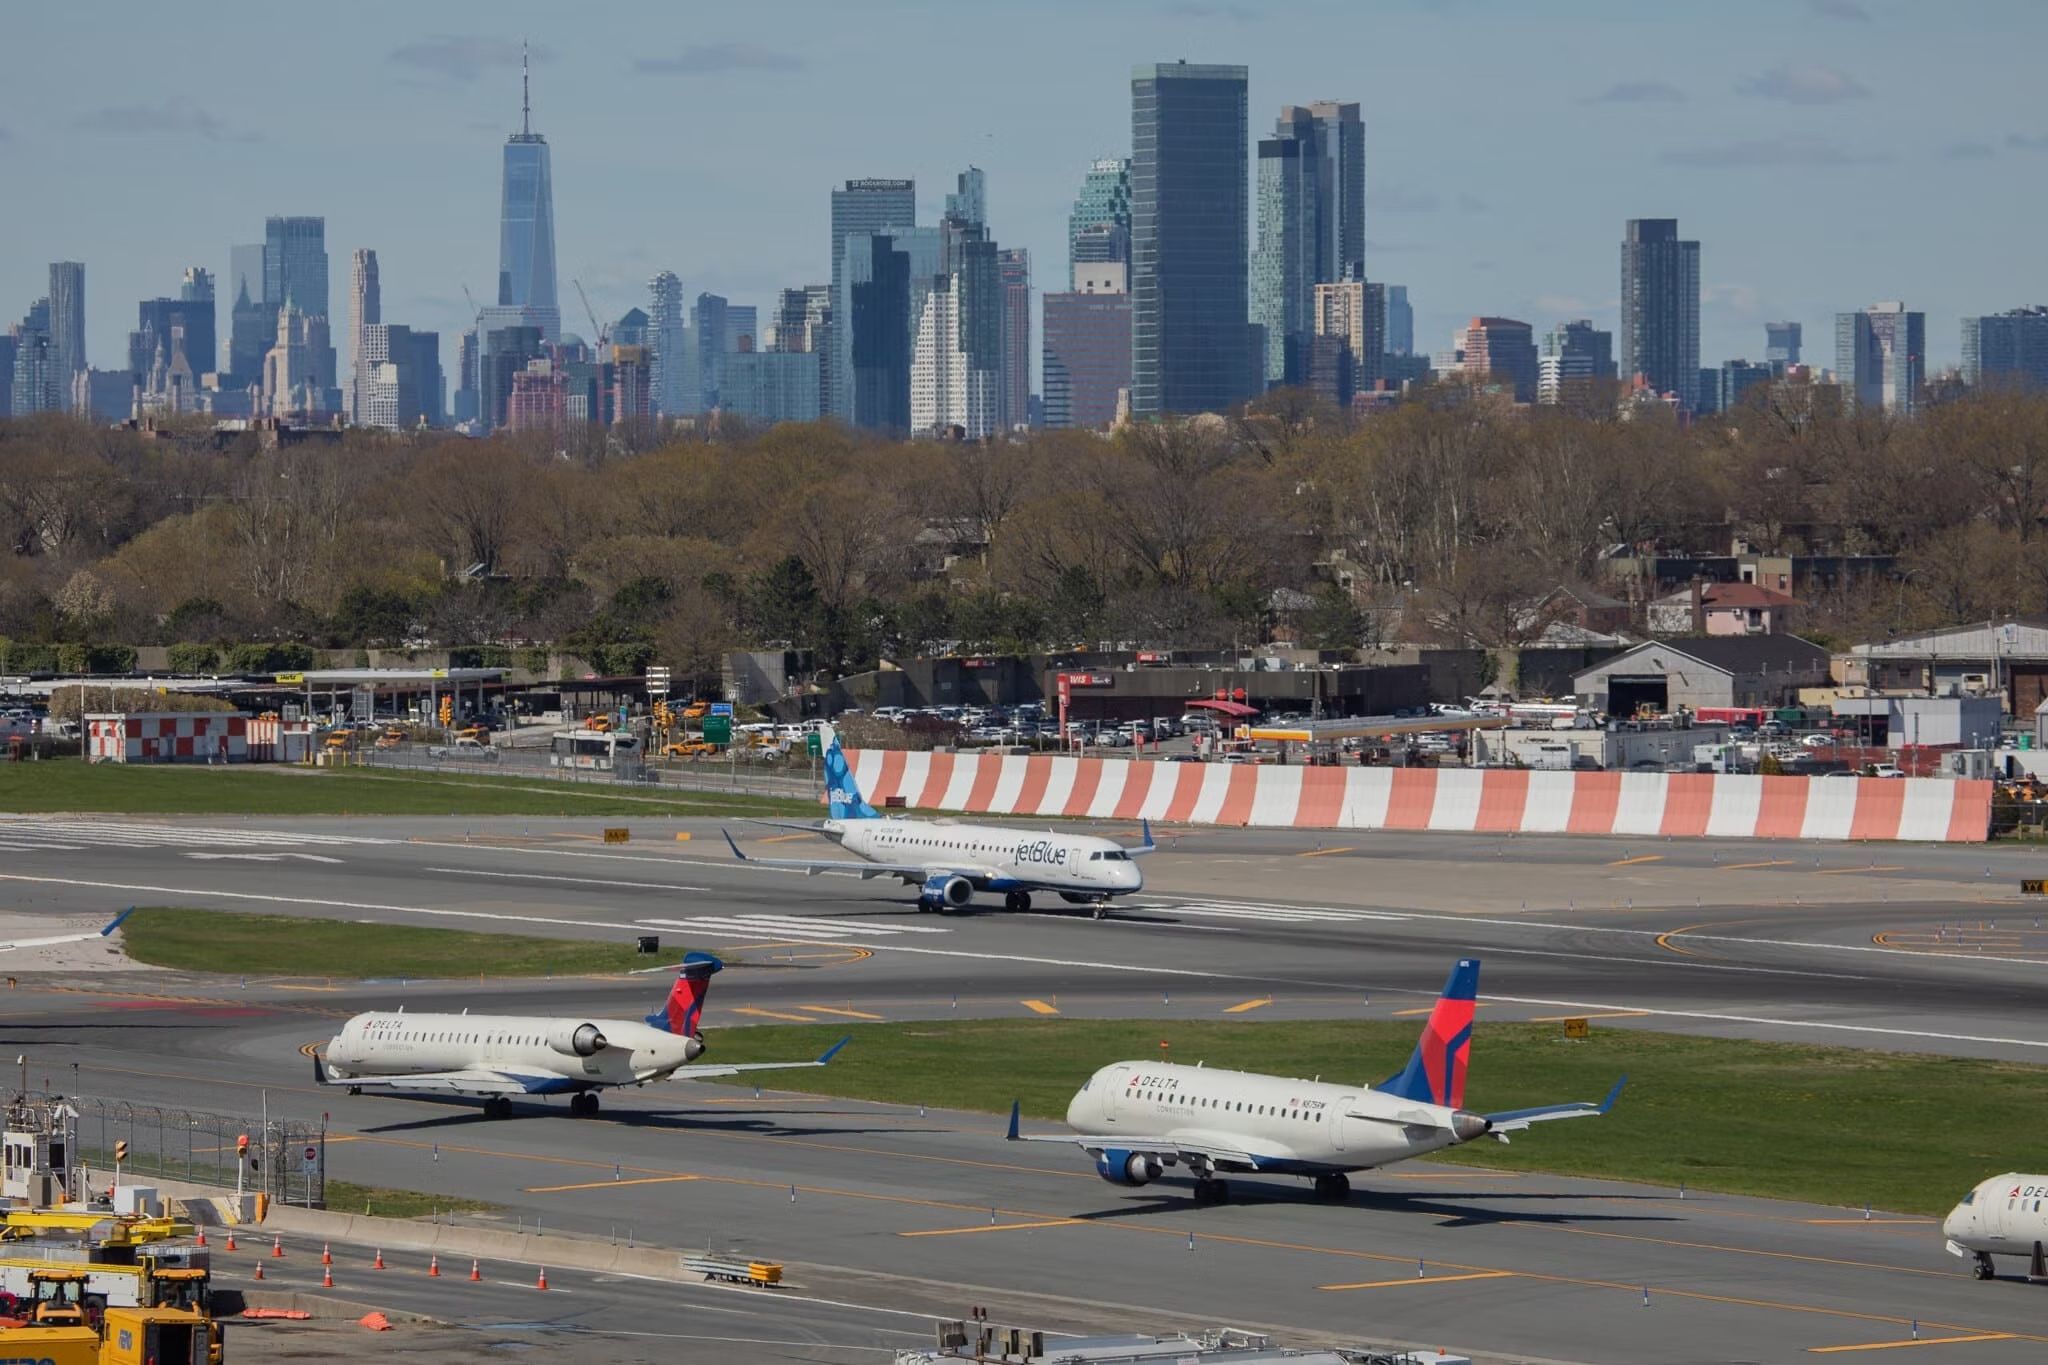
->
1572 636 1833 716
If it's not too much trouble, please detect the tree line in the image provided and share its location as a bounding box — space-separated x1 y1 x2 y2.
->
3 381 2046 686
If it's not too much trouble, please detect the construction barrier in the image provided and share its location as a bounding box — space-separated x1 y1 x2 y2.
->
87 712 247 764
841 750 1994 843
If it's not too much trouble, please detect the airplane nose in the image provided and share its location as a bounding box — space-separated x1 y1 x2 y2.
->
1451 1111 1490 1143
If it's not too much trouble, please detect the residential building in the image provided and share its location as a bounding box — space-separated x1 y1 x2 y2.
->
1131 61 1251 417
612 306 648 350
945 166 987 228
1068 157 1132 270
48 261 86 381
1835 301 1924 415
998 248 1030 431
1043 261 1133 430
356 323 441 430
828 178 916 420
1460 316 1537 402
505 356 567 433
348 249 379 423
1647 582 1799 636
1537 319 1615 406
1303 332 1353 408
9 299 59 415
1311 277 1384 391
724 305 758 356
1765 321 1801 370
497 49 560 341
1383 284 1413 356
1703 359 1772 415
646 271 684 416
1960 306 2048 391
480 324 545 432
691 293 728 410
722 349 821 425
1619 218 1700 410
1252 102 1365 386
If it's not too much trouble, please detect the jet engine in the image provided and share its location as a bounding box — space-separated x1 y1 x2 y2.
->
921 874 974 910
547 1023 609 1058
1094 1149 1163 1186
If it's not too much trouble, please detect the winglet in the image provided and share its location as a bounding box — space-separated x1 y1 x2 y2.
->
722 829 749 861
816 1036 852 1065
1599 1075 1628 1115
311 1050 330 1085
100 907 135 937
1005 1099 1021 1141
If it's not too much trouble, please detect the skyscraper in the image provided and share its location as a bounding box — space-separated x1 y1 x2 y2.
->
724 305 758 355
1836 301 1924 415
226 243 270 387
692 293 728 410
844 233 912 433
1069 157 1132 271
1765 321 1802 369
48 262 86 381
1384 284 1413 356
356 323 440 430
1312 277 1384 393
1537 319 1616 406
998 248 1031 431
1961 307 2048 391
1460 317 1538 403
1131 61 1251 417
1300 102 1365 287
945 167 987 228
453 328 480 427
9 299 59 416
1251 102 1364 387
497 46 560 341
1619 218 1700 410
828 179 916 420
348 249 380 423
264 217 334 398
1044 262 1133 430
647 271 684 416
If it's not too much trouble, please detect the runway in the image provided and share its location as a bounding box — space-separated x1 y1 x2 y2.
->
1 813 2045 1361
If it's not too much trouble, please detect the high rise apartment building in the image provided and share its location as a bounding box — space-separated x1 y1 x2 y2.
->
1311 277 1384 393
1537 319 1615 406
828 179 916 420
1460 317 1538 403
1131 61 1251 417
647 271 684 416
47 262 85 382
1252 102 1364 385
1835 300 1924 415
1765 321 1802 369
998 248 1031 431
1043 262 1132 430
1620 218 1700 410
348 249 380 423
1961 307 2048 391
1069 157 1132 271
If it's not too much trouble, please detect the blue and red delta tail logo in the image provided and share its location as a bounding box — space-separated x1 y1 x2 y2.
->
647 952 723 1035
822 733 879 821
1378 958 1479 1109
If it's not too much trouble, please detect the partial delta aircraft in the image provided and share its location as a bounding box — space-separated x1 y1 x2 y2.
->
1944 1174 2048 1280
313 952 846 1118
721 729 1151 916
1009 958 1623 1205
0 908 133 953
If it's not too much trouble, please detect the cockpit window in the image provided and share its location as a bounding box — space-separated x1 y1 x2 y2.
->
1088 852 1102 861
1101 851 1128 861
1961 1190 1975 1205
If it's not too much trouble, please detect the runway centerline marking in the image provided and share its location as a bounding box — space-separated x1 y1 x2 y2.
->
523 1174 701 1193
898 1218 1085 1238
1808 1334 2016 1353
1319 1270 1515 1291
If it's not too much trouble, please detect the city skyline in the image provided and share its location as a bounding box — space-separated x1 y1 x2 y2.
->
3 1 2045 393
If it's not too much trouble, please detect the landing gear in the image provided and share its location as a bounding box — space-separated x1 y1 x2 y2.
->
1192 1178 1230 1207
569 1092 600 1117
1973 1251 1996 1281
346 1085 362 1097
1004 890 1032 913
483 1097 512 1120
1092 901 1110 921
1312 1173 1351 1202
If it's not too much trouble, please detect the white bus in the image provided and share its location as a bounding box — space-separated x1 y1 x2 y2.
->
550 729 640 772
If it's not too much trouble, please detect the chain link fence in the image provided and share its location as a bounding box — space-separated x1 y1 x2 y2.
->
356 740 820 800
68 1095 325 1208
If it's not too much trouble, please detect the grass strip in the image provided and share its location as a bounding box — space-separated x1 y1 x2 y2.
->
119 908 687 979
0 759 817 818
703 1017 2036 1216
322 1180 494 1219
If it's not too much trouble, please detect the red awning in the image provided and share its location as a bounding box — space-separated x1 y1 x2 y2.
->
1188 700 1260 717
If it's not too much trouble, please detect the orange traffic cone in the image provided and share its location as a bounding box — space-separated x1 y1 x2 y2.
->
469 1259 481 1282
271 1236 284 1258
224 1230 237 1252
321 1243 332 1265
321 1265 333 1289
535 1267 548 1292
372 1248 385 1270
252 1261 264 1281
427 1255 441 1278
195 1228 207 1248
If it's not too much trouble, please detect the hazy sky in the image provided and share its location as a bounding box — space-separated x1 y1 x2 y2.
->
3 0 2043 383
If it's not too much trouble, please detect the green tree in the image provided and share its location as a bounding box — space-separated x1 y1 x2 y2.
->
749 556 819 646
1044 566 1104 645
1299 584 1365 650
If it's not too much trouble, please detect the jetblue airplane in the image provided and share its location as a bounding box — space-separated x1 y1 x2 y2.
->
1010 958 1623 1204
314 952 846 1118
721 729 1151 916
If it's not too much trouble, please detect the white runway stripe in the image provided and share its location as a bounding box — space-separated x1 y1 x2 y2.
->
637 915 952 939
1158 901 1411 924
0 820 388 850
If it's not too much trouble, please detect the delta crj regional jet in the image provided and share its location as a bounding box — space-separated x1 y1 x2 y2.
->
313 952 846 1118
1010 958 1624 1205
722 728 1152 916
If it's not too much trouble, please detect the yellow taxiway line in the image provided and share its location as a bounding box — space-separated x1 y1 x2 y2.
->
1808 1333 2016 1353
726 1006 816 1023
1222 998 1273 1014
759 832 816 845
899 1218 1085 1238
523 1174 701 1194
1320 1270 1516 1291
800 1005 886 1021
1607 854 1664 867
1297 846 1355 858
1722 859 1796 870
1020 999 1060 1016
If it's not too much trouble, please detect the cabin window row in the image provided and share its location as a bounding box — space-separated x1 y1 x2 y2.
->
366 1030 545 1046
1133 1089 1321 1122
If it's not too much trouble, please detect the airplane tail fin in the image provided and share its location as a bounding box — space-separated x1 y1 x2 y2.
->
821 726 879 821
645 952 723 1036
1377 958 1478 1109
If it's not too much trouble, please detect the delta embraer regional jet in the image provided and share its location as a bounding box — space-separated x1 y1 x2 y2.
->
722 729 1151 916
314 952 846 1117
1010 958 1623 1204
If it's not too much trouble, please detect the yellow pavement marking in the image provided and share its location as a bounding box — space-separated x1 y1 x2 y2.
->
1222 998 1273 1014
727 1006 817 1022
1320 1270 1516 1291
1809 1333 2016 1353
899 1218 1085 1238
1525 1010 1651 1023
1297 846 1355 858
800 1005 885 1021
523 1174 701 1194
1392 1002 1491 1017
1816 866 1905 876
1021 999 1060 1016
1722 860 1796 870
1607 854 1664 867
269 982 344 993
759 833 816 844
1656 922 1710 957
673 832 692 842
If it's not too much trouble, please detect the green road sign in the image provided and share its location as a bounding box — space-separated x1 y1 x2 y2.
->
704 716 732 745
806 731 822 757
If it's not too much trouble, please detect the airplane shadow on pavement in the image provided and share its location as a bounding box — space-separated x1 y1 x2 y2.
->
1068 1188 1682 1228
352 1103 918 1140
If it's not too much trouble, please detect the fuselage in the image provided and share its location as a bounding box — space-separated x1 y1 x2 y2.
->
1944 1173 2048 1257
1068 1060 1486 1174
832 817 1143 897
323 1011 704 1093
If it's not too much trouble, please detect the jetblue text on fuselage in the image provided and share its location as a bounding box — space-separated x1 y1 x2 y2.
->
1013 839 1069 866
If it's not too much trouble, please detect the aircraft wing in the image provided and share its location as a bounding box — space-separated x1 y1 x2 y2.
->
313 1053 559 1098
667 1036 851 1081
720 829 978 881
0 908 134 954
1483 1076 1627 1135
744 818 833 835
1004 1103 1264 1169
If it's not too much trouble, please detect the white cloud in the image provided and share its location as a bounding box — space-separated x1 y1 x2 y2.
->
633 43 805 76
1736 65 1870 104
387 37 546 84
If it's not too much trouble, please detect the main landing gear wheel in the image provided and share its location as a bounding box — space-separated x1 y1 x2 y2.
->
1313 1173 1351 1202
1974 1252 1996 1281
345 1085 362 1097
1004 890 1032 913
1192 1178 1230 1206
570 1092 600 1116
1092 902 1110 921
483 1097 512 1120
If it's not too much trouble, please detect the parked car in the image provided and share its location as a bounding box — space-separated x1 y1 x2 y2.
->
1798 733 1836 749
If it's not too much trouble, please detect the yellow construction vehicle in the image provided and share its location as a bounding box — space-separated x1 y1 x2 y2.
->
0 1304 219 1365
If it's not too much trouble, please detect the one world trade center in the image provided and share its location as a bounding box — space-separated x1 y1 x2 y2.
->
493 46 560 343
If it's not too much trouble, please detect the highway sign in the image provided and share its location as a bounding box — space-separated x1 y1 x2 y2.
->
806 731 823 757
704 716 732 745
710 702 734 716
